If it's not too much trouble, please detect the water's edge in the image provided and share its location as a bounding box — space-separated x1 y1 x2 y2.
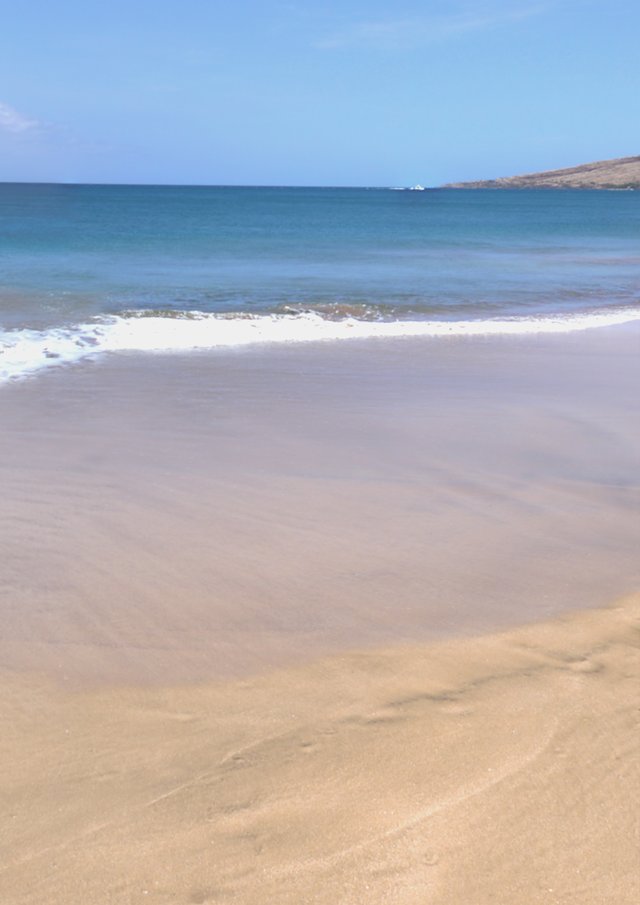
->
2 305 640 383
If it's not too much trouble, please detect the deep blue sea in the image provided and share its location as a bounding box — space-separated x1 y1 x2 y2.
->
1 184 639 381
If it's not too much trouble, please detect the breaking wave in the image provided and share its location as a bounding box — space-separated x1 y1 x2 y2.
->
2 306 640 384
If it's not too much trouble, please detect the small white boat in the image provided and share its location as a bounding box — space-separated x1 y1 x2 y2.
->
408 184 425 191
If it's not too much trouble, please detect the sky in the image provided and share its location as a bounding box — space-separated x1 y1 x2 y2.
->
0 0 638 185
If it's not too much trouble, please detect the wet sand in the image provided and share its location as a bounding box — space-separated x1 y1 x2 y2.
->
0 325 639 902
1 326 639 684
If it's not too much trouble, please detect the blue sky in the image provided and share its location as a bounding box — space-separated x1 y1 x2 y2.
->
1 0 638 185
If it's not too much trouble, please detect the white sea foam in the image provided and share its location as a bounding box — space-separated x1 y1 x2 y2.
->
1 307 640 384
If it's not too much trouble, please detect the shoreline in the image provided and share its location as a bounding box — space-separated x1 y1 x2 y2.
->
2 304 640 385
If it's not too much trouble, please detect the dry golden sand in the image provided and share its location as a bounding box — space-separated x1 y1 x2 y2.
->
1 594 638 905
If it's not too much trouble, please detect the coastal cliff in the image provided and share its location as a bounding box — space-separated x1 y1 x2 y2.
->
445 155 640 189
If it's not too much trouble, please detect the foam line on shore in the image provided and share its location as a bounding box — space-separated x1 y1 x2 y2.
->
2 306 640 383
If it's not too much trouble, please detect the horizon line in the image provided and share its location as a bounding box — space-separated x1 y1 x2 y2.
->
0 180 419 189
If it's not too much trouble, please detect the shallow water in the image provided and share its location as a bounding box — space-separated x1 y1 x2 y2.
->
1 185 639 381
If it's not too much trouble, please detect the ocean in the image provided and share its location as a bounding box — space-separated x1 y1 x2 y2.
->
1 184 639 382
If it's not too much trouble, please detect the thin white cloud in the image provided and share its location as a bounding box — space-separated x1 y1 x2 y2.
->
315 4 548 50
0 101 40 134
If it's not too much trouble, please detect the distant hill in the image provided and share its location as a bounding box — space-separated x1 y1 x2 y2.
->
445 156 640 189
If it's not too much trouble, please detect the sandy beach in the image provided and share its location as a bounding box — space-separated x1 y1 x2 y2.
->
1 325 639 902
1 595 638 904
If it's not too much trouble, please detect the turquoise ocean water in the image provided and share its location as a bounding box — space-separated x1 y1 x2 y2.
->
0 184 639 381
